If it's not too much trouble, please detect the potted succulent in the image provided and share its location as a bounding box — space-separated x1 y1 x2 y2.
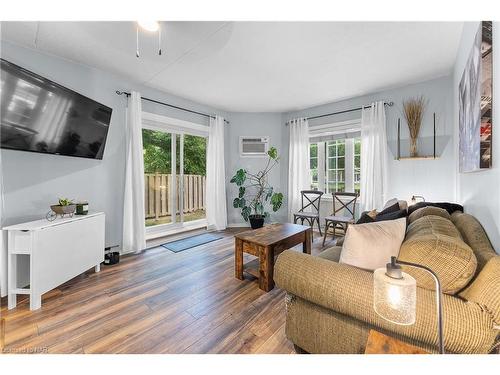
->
50 198 76 215
230 147 284 229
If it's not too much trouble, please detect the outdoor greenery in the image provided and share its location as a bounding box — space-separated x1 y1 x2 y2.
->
230 147 284 221
142 130 207 175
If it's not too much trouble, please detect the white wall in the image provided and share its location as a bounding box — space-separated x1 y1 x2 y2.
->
453 22 500 253
224 112 285 225
0 40 228 249
280 75 456 218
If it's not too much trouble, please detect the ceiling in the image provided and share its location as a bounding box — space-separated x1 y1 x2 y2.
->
0 21 463 112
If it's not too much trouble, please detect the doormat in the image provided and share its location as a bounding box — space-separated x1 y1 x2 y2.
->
161 233 223 253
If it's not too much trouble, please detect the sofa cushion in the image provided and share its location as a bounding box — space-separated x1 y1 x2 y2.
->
459 256 500 324
317 246 342 262
399 216 477 294
339 218 406 271
408 206 451 224
451 212 496 274
405 214 462 239
408 201 464 215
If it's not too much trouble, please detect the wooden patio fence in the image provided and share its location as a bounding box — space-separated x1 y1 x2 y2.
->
145 173 206 219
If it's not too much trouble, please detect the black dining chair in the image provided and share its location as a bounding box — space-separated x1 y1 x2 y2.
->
322 192 358 246
293 190 324 240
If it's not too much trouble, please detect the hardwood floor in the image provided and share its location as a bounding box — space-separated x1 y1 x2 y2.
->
0 228 329 354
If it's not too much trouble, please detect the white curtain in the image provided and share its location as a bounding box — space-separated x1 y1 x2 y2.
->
122 92 146 254
0 149 6 297
206 116 227 231
360 101 388 211
287 118 310 221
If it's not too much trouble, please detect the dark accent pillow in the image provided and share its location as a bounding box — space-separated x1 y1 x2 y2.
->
378 202 400 216
375 209 408 222
356 213 375 224
408 202 464 215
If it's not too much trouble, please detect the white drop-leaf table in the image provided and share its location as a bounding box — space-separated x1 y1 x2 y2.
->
3 212 105 310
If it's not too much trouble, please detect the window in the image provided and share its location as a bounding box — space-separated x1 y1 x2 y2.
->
309 137 361 195
326 140 345 193
354 138 361 194
309 143 318 190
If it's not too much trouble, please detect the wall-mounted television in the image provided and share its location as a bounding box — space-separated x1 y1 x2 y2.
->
0 59 112 159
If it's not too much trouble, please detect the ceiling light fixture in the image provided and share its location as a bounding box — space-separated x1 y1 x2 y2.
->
137 20 159 32
135 21 162 58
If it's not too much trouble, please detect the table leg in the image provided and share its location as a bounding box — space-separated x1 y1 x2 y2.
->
235 238 244 280
259 246 274 292
303 229 312 254
30 292 42 311
95 264 101 273
7 251 17 310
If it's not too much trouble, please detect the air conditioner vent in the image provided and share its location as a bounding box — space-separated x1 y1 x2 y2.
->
240 136 269 157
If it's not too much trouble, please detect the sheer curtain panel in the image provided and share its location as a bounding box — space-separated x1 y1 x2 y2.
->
360 101 388 212
288 118 310 221
206 116 227 231
122 92 146 254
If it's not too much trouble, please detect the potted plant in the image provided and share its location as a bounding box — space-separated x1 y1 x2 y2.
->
50 198 76 215
230 147 284 229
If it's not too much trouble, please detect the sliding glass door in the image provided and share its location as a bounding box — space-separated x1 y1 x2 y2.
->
142 124 207 233
179 134 207 224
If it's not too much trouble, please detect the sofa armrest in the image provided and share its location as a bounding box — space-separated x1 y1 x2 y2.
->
274 250 499 353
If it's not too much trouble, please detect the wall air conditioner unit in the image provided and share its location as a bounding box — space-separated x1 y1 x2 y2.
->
239 136 270 157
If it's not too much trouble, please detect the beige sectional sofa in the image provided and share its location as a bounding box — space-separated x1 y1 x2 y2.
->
274 210 500 354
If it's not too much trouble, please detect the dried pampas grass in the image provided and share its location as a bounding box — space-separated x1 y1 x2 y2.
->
403 96 427 156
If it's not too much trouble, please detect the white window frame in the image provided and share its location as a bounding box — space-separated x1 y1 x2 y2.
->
308 119 361 198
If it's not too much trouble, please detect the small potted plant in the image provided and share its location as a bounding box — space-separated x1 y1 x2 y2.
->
230 147 284 229
50 198 76 216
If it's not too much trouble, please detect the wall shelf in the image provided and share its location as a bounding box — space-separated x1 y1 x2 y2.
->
396 156 439 161
397 112 438 160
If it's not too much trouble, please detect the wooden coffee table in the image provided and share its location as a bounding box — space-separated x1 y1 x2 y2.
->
234 223 312 292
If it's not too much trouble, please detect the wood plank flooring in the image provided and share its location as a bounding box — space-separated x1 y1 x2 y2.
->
0 228 329 354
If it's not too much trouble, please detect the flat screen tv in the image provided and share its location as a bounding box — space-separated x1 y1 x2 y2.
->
0 59 112 159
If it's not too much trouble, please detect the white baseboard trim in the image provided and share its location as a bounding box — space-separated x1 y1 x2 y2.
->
227 223 251 228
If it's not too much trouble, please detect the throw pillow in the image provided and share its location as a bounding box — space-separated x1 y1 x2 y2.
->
378 202 400 216
382 198 399 210
356 210 377 224
356 213 374 224
408 206 451 224
339 218 407 271
383 198 408 212
375 208 407 222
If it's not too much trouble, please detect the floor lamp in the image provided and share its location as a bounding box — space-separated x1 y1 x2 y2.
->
373 256 445 354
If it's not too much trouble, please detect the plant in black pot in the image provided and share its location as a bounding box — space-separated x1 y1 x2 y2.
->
230 147 284 229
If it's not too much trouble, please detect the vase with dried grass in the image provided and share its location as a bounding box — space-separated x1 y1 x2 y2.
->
403 96 427 157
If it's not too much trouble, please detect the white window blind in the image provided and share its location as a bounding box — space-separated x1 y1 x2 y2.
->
308 119 361 143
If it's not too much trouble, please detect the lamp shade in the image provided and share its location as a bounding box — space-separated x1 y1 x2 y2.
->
373 268 417 325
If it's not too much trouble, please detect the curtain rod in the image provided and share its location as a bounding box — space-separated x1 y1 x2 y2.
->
286 101 394 125
115 91 230 124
